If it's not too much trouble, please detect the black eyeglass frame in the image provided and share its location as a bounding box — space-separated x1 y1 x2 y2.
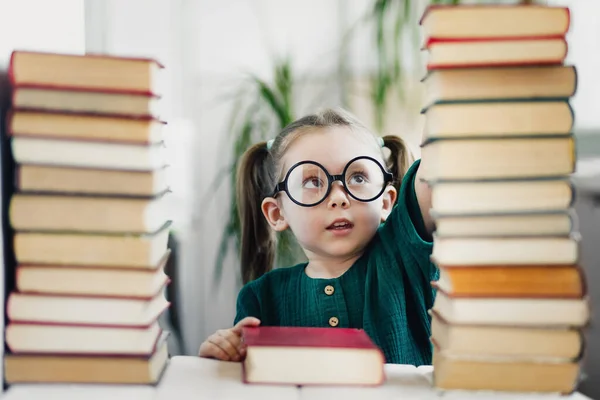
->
270 155 394 207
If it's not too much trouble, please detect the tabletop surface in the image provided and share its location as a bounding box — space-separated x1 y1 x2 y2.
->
1 356 593 400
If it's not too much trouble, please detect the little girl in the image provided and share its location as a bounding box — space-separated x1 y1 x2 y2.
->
199 108 437 365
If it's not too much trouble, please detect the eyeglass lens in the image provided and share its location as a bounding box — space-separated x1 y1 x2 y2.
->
285 158 386 205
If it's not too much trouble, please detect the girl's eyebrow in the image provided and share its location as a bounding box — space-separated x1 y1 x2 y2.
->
290 160 350 175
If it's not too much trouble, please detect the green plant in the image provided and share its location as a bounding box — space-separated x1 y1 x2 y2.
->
209 59 307 285
367 0 462 132
370 0 411 132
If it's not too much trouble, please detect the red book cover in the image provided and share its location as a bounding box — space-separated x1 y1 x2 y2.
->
242 326 380 349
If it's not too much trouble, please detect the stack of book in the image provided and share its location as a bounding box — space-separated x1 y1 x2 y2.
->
3 50 172 385
419 4 590 393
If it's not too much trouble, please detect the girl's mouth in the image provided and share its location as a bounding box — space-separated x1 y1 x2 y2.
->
326 219 354 234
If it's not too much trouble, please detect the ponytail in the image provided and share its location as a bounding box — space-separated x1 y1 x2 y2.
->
382 135 414 195
236 142 276 284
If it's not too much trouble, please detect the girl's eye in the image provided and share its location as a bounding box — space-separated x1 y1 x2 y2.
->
303 177 324 189
349 173 368 185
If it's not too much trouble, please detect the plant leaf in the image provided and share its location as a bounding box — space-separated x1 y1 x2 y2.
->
211 58 304 285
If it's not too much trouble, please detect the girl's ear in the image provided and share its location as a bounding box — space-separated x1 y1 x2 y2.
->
380 185 397 223
261 197 289 232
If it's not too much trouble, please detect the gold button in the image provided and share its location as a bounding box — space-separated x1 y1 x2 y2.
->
324 285 335 295
329 317 339 327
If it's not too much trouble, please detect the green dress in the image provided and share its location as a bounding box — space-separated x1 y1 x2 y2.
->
234 159 438 365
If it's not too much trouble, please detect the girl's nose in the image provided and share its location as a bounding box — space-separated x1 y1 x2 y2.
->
327 182 350 209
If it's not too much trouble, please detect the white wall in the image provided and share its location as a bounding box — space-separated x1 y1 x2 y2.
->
0 0 85 64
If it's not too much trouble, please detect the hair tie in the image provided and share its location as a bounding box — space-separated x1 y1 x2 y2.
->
266 139 275 151
378 137 385 148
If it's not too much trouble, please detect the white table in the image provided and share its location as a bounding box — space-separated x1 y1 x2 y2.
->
1 356 593 400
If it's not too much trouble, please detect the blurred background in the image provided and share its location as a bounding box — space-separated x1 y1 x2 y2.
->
0 0 599 396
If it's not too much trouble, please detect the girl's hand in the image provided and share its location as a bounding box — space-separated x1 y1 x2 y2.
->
198 317 261 361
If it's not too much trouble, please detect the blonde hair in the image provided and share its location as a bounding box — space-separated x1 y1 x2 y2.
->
236 107 413 283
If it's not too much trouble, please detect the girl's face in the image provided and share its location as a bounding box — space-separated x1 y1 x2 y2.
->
261 127 397 262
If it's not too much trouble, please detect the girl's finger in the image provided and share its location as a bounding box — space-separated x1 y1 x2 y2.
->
219 328 242 350
232 317 261 333
210 331 240 359
199 341 230 361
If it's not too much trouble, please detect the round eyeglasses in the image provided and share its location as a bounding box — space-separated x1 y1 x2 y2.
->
270 156 394 207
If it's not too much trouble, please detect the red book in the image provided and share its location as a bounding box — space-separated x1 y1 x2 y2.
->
425 36 568 70
9 50 163 96
5 320 164 356
241 326 385 386
420 4 570 43
419 4 570 70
